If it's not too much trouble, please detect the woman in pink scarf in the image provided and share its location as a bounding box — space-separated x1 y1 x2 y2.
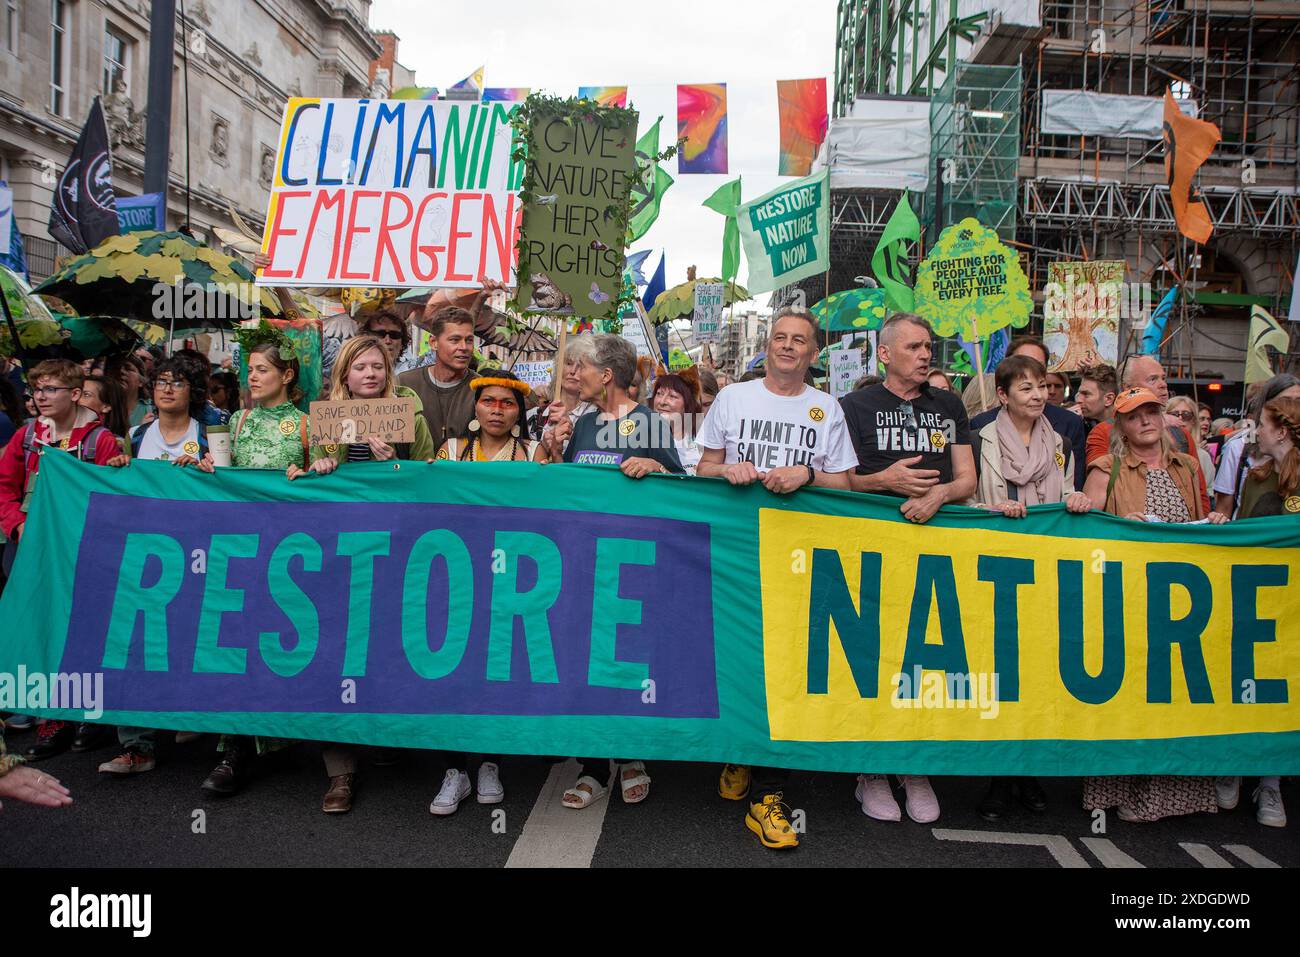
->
967 353 1092 820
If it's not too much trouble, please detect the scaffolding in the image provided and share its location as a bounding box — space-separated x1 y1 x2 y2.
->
927 62 1023 241
831 0 1300 385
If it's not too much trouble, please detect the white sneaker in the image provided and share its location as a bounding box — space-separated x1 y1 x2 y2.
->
854 774 901 821
1253 784 1286 828
429 769 471 816
476 762 504 804
900 775 940 823
1215 776 1240 810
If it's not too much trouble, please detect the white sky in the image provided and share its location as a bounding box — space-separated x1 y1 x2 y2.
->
369 0 838 305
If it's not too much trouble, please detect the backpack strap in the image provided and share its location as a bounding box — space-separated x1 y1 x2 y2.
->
77 426 111 463
300 414 309 457
1104 455 1120 512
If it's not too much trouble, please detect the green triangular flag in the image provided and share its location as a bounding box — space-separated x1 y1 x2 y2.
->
872 192 920 312
703 176 742 286
627 118 675 243
1246 304 1289 385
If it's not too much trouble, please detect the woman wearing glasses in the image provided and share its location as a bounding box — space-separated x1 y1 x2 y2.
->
1165 395 1216 487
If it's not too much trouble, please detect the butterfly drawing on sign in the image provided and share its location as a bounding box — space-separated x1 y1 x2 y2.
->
590 239 609 251
588 282 610 304
536 194 558 205
602 206 618 223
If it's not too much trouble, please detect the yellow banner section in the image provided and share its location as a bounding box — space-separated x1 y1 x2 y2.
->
759 509 1300 743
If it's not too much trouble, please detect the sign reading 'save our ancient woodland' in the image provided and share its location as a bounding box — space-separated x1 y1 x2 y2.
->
309 396 417 445
518 103 638 317
257 98 523 288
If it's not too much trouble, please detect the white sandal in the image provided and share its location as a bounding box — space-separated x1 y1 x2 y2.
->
618 761 651 804
561 775 608 809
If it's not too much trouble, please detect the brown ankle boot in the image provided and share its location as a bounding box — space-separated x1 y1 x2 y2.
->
322 773 356 814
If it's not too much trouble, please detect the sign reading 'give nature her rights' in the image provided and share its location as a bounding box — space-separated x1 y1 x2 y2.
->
5 453 1298 776
257 98 524 288
518 101 637 317
309 396 417 445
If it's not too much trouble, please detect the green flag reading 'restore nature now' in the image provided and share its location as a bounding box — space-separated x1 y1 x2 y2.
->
872 192 921 312
703 176 742 286
627 117 674 243
737 168 828 295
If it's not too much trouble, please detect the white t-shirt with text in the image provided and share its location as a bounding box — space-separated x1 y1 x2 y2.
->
696 379 858 473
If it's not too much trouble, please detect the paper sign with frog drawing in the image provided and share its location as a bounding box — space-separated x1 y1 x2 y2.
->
516 99 637 317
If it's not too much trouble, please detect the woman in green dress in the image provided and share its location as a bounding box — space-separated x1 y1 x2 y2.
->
196 325 309 796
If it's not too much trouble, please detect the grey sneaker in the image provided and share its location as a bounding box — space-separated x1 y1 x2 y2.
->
1253 784 1286 828
1215 776 1240 810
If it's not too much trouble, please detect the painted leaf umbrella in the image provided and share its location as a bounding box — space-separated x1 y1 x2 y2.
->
647 278 749 326
809 287 890 332
0 263 67 357
33 230 283 326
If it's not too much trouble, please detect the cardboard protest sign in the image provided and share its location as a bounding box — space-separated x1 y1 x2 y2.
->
737 167 829 294
692 282 724 343
1043 261 1123 371
511 360 554 390
517 101 638 317
913 217 1033 341
258 98 522 288
828 346 865 398
309 396 417 445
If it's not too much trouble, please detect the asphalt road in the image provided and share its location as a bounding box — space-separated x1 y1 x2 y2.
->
1 729 1293 869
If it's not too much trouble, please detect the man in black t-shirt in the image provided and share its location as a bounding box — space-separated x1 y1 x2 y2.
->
840 314 976 520
837 313 976 828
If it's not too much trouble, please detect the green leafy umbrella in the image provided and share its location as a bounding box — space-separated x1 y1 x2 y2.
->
0 263 67 357
33 230 284 326
647 278 749 326
810 287 890 332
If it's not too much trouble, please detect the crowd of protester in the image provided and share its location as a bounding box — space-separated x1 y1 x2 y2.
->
0 305 1293 843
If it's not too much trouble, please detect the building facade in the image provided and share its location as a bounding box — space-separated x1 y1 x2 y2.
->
824 0 1299 391
0 0 384 280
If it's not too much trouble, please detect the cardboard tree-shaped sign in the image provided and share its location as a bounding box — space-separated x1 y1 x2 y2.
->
514 96 638 318
913 218 1032 342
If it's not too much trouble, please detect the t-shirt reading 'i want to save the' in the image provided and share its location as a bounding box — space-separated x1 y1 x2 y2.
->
840 382 971 486
696 379 859 472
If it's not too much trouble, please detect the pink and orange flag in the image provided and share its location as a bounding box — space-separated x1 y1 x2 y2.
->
677 83 729 174
777 78 828 176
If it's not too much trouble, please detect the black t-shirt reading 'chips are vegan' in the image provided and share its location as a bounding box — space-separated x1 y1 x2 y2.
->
839 383 971 490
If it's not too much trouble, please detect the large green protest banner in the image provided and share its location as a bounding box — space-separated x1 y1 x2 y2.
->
3 452 1298 775
738 167 829 295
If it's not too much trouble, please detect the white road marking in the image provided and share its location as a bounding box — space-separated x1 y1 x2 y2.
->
505 759 610 869
1179 842 1233 867
1081 837 1145 868
1222 844 1280 869
932 828 1089 868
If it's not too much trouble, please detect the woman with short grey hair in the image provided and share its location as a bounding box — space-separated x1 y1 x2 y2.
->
542 332 685 809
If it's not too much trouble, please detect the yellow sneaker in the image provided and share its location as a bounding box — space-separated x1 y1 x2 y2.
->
718 763 751 800
746 792 799 849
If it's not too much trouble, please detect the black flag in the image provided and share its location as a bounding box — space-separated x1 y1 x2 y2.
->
48 97 120 254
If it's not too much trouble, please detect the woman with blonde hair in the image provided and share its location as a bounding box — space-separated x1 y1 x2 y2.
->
287 334 433 481
284 335 432 814
1080 387 1228 823
1165 394 1215 486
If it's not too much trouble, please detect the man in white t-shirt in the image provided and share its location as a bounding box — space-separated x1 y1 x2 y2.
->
696 307 858 851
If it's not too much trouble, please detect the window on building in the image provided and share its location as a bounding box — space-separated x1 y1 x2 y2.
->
49 0 68 115
5 0 18 55
103 26 129 93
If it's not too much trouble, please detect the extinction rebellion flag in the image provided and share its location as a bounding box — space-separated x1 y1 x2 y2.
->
48 97 120 254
